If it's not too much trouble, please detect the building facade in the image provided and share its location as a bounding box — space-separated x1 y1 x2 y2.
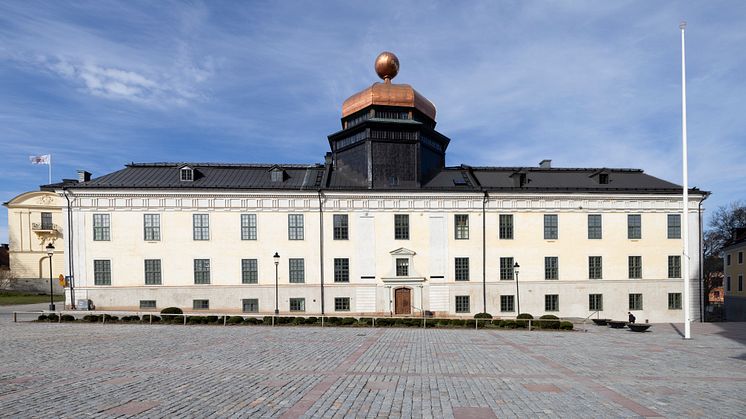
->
56 52 707 322
3 190 65 293
723 228 746 321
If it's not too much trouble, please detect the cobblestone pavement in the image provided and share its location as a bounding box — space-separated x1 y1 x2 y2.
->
1 314 744 418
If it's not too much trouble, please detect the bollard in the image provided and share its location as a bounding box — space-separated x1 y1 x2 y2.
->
528 319 531 332
372 317 375 328
321 316 324 328
13 312 17 323
223 315 227 326
423 317 426 328
102 314 106 325
183 314 187 325
149 314 152 325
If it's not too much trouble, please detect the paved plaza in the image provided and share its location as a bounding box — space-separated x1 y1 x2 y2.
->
1 308 745 418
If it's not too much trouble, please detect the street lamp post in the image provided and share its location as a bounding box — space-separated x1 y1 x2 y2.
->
273 252 280 315
46 243 55 311
513 262 520 315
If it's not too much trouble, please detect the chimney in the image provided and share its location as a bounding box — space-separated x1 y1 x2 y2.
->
77 170 92 183
539 159 552 169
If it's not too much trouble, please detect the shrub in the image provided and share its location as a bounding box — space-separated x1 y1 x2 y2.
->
376 318 395 327
474 312 493 319
449 319 466 327
357 317 372 326
83 314 100 323
305 316 319 325
47 313 59 322
206 316 219 324
516 313 533 328
103 314 118 322
292 317 306 325
187 316 207 324
491 319 505 328
245 317 259 325
263 316 274 324
464 319 476 328
160 307 183 315
339 317 356 326
37 314 48 321
121 315 140 322
560 321 574 330
539 315 560 330
502 320 517 329
325 317 340 326
60 314 76 322
145 315 161 323
227 316 244 325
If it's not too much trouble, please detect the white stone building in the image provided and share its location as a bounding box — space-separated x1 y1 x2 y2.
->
55 53 708 322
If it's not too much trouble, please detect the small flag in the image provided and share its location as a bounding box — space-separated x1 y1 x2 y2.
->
30 154 51 165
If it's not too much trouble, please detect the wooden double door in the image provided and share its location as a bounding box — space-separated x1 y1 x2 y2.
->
394 287 411 315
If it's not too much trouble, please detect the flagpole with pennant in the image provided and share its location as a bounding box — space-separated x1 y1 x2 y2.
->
680 21 691 340
29 154 52 184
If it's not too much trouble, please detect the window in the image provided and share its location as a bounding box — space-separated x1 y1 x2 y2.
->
289 258 305 283
144 259 162 285
455 257 469 281
144 214 160 241
589 294 603 311
629 293 643 310
94 260 111 285
93 214 110 241
455 295 470 313
500 295 514 312
334 297 350 311
396 258 409 277
740 252 744 264
668 256 681 278
455 214 469 239
668 293 682 310
726 276 731 291
193 214 209 240
667 214 681 239
599 173 609 184
499 214 513 239
394 214 409 240
289 298 305 312
627 214 641 239
333 214 348 240
727 254 731 266
139 300 156 309
288 214 304 240
242 259 258 284
41 212 53 230
544 215 558 239
500 257 514 280
193 259 210 284
180 167 193 181
587 256 602 279
193 299 209 310
545 294 559 312
544 257 558 280
739 275 744 292
587 215 602 239
242 299 259 313
241 214 257 240
334 258 349 282
628 256 642 279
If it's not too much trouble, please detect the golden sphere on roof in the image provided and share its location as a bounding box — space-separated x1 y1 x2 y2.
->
375 51 399 81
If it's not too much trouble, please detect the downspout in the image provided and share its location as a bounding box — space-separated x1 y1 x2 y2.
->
63 188 75 309
318 190 325 316
698 192 709 322
482 190 488 314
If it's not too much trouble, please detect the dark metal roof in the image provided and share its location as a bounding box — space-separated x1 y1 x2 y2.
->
60 162 706 195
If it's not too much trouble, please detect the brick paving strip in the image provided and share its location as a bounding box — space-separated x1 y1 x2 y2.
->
493 332 664 418
279 330 384 419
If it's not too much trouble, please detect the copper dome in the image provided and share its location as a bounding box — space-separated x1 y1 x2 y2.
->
341 52 437 121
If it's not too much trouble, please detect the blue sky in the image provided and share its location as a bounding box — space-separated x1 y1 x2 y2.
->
1 1 745 242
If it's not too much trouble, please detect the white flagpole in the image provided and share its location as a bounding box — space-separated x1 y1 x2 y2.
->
48 154 52 184
680 21 691 339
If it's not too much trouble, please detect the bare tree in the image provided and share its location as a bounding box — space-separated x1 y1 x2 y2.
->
705 200 746 259
0 269 17 290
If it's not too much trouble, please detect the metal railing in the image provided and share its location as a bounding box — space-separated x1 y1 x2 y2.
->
12 310 582 331
31 222 60 231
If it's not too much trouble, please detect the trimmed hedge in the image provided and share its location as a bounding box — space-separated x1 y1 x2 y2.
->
60 314 76 322
160 307 183 315
227 316 245 324
121 315 141 322
538 315 560 330
516 313 533 328
560 321 574 330
37 314 48 321
47 314 59 322
474 312 493 319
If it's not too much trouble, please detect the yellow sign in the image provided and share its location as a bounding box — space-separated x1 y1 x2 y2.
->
58 274 66 287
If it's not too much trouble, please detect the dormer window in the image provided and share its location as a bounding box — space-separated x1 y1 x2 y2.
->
180 167 194 182
269 167 286 183
511 172 527 187
599 173 609 184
